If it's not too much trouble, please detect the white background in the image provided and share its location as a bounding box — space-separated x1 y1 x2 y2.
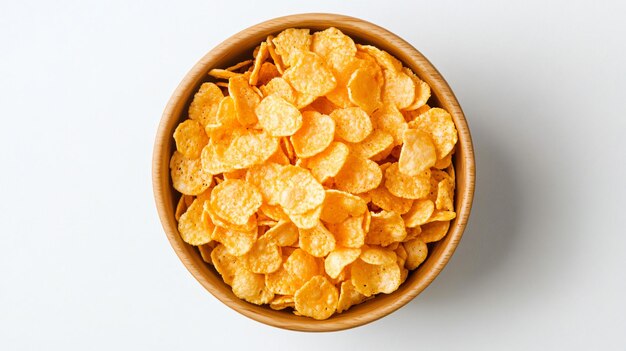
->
1 0 625 349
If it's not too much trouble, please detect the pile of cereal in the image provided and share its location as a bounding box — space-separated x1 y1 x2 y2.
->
171 27 458 320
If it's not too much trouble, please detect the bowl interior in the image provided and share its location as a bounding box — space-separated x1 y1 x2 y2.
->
153 13 475 332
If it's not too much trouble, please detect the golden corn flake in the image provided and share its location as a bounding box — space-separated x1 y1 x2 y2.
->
178 198 213 246
249 42 269 86
257 62 281 86
366 210 407 246
408 107 458 160
278 165 325 215
272 28 311 67
232 267 274 305
320 189 368 224
255 94 302 137
327 215 366 248
324 248 361 279
356 44 402 71
284 248 321 282
173 119 209 159
205 96 239 138
170 151 213 195
402 67 431 111
334 155 382 194
212 225 257 256
290 111 335 158
270 295 295 310
211 244 239 285
337 280 368 313
294 275 338 320
399 129 436 176
260 77 295 103
229 74 260 126
436 178 454 211
171 27 460 319
402 199 435 227
360 247 397 265
242 235 282 274
384 163 431 199
348 63 383 115
305 141 349 184
329 107 373 143
311 27 356 60
371 102 408 146
427 210 456 223
188 82 224 126
351 259 401 297
283 52 337 98
419 220 451 243
403 238 428 270
288 205 322 230
175 194 193 221
348 129 394 160
264 220 299 247
209 179 262 226
299 222 336 258
369 184 414 214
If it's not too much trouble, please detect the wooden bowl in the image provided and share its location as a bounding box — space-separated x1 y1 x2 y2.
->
152 13 475 332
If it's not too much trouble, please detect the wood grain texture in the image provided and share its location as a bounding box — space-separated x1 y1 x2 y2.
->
152 13 475 332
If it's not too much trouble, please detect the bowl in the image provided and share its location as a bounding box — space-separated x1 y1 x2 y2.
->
152 13 475 332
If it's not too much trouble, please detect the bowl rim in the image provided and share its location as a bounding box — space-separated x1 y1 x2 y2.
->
152 13 475 332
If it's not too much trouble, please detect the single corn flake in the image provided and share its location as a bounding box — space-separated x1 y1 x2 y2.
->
284 248 321 282
384 163 431 199
329 107 373 143
189 82 224 127
229 75 261 126
324 248 361 279
347 129 394 160
382 69 415 110
427 211 456 223
211 244 239 285
320 189 368 224
241 235 282 274
327 215 366 248
366 210 407 246
232 267 274 305
178 198 213 246
173 119 209 159
260 77 296 104
294 275 338 320
334 154 382 194
209 179 262 226
311 27 356 60
419 220 451 243
212 225 257 256
399 129 437 176
360 247 397 265
356 44 402 71
403 238 428 270
371 102 407 146
170 151 213 195
270 295 295 311
272 28 312 67
255 94 303 137
283 51 337 98
348 63 383 115
402 67 431 111
351 259 401 297
278 165 326 215
337 280 368 313
290 111 335 158
408 107 458 160
288 205 323 230
402 199 435 227
369 184 413 214
264 220 299 247
436 178 454 211
299 222 336 257
304 141 349 183
257 62 281 86
249 42 269 86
